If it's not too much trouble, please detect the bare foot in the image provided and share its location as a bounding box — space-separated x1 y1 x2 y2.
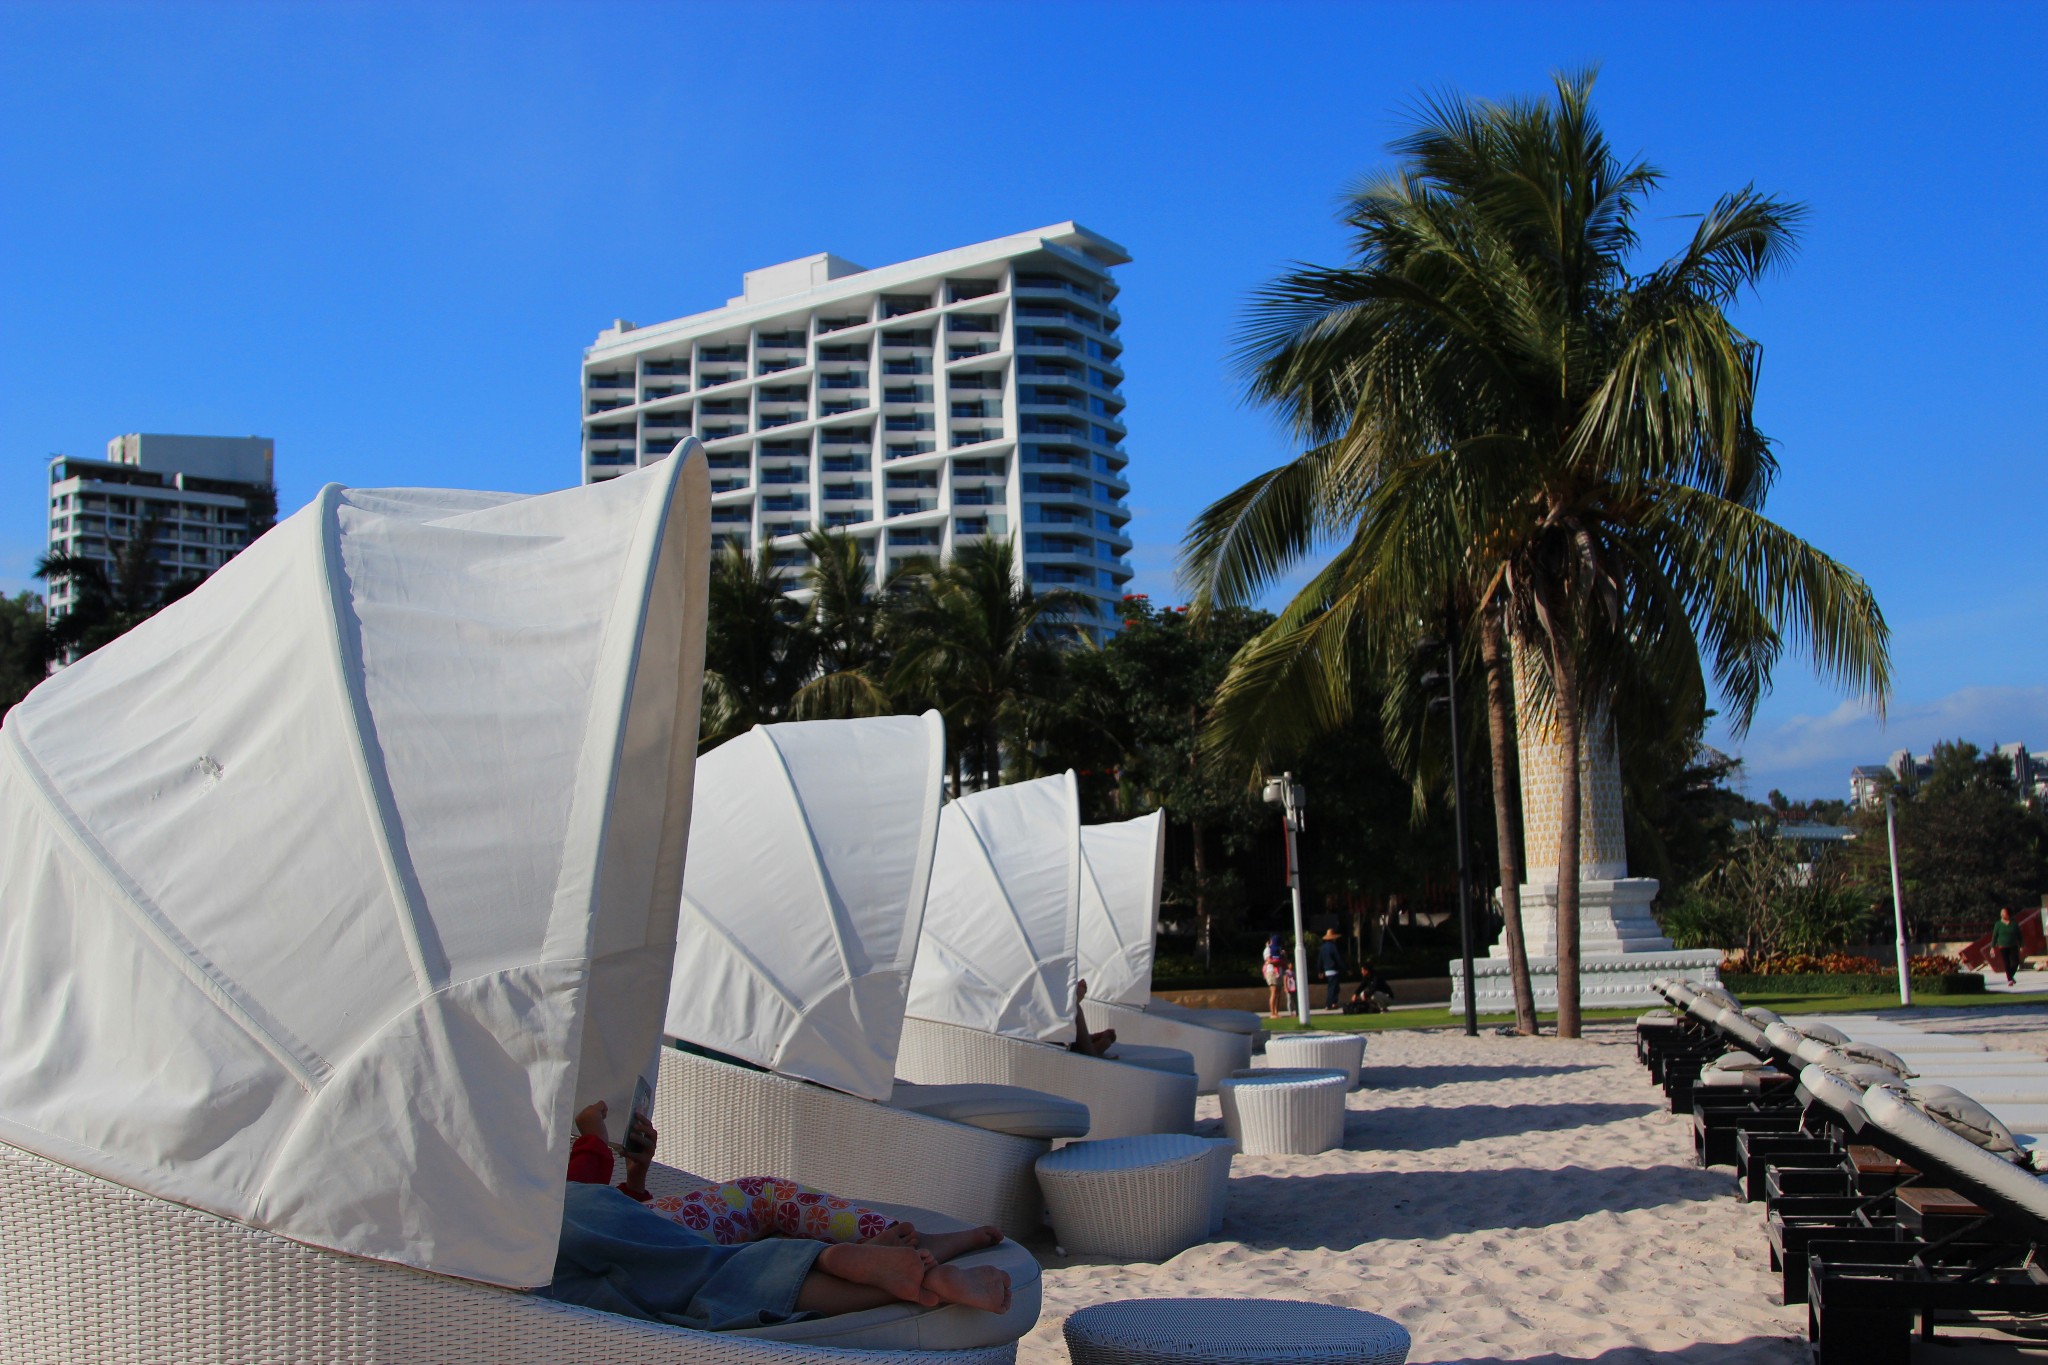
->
920 1225 1003 1262
816 1243 941 1306
923 1262 1012 1313
863 1221 917 1248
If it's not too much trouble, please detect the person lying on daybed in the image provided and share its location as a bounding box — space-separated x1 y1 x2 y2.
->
537 1100 1012 1330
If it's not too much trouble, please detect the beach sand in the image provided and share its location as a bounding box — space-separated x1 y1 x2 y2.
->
1020 1024 1810 1364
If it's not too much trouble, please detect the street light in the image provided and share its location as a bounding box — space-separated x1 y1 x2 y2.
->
1886 792 1912 1006
1263 773 1311 1027
1422 620 1480 1039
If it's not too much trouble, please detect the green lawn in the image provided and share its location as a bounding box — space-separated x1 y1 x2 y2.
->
1260 990 2048 1034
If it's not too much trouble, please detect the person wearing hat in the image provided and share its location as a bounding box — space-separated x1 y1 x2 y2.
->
1317 928 1345 1012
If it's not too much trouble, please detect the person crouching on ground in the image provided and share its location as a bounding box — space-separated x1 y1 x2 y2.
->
538 1099 1010 1329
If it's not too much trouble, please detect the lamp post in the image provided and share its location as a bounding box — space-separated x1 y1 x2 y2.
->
1423 624 1480 1039
1263 773 1311 1028
1886 792 1912 1007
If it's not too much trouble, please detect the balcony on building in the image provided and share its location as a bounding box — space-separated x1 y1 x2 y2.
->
885 441 936 461
817 314 869 335
643 358 690 377
879 328 934 350
880 293 934 319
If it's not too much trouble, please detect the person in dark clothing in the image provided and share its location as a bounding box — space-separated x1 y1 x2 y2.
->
1993 906 2024 986
1346 961 1396 1014
1317 929 1344 1011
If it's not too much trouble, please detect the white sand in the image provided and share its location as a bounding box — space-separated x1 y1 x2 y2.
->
1022 1025 1814 1364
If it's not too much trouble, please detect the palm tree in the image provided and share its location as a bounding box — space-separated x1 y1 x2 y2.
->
1182 70 1891 1037
36 513 202 663
788 528 898 720
699 540 811 747
888 537 1086 794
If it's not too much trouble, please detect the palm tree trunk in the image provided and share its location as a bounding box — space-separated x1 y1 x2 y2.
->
1551 636 1584 1040
1192 817 1212 969
1480 606 1538 1036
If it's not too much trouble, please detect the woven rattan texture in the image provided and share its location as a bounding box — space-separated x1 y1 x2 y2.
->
1218 1072 1348 1156
1083 1000 1254 1093
1062 1298 1410 1365
654 1049 1049 1241
896 1018 1197 1140
1263 1034 1366 1089
0 1139 1016 1364
1034 1139 1213 1261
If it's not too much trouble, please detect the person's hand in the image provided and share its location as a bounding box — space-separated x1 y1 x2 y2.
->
574 1100 609 1140
620 1115 658 1197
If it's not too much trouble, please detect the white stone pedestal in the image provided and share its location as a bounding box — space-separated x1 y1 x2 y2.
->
1449 876 1721 1014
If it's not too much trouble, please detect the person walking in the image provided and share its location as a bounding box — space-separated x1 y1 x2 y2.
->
1317 928 1344 1012
1993 906 2024 987
1262 933 1287 1018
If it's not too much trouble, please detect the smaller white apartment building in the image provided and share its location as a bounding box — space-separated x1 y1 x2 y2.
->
45 433 274 619
580 222 1136 634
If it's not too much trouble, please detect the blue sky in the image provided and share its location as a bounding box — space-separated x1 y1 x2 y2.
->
2 1 2042 800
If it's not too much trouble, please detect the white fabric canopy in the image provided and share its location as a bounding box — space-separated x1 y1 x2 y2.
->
666 712 946 1101
907 772 1082 1045
0 449 711 1289
1077 811 1166 1008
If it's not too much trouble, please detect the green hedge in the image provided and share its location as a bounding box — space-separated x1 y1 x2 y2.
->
1721 971 1985 996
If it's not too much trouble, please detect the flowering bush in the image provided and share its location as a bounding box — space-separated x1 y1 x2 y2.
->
1727 951 1964 977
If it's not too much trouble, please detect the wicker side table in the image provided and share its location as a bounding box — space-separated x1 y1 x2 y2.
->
1219 1069 1348 1155
1064 1298 1411 1364
1265 1032 1367 1088
1034 1133 1217 1261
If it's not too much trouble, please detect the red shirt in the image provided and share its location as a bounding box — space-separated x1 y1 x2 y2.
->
567 1132 650 1202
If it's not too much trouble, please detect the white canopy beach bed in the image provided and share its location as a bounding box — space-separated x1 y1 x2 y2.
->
897 774 1198 1140
0 451 1027 1363
657 713 1084 1242
1073 812 1259 1091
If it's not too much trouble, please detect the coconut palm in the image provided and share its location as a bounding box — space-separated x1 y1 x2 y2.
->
788 528 899 720
699 540 812 747
888 536 1087 794
35 513 203 663
1182 70 1890 1037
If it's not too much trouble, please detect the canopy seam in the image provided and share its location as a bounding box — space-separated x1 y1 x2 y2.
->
0 726 328 1092
310 484 450 994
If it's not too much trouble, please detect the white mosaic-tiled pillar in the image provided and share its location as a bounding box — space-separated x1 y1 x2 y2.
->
1450 650 1720 1014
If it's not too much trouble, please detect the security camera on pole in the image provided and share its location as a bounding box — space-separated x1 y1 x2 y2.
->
1263 773 1311 1028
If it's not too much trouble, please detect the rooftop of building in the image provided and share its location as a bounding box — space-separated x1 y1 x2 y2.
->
586 221 1130 359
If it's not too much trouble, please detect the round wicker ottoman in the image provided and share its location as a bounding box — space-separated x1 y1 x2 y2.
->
1219 1068 1348 1155
1265 1031 1366 1088
1064 1298 1411 1364
1035 1133 1217 1260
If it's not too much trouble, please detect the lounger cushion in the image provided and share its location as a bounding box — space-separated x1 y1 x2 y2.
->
885 1082 1091 1139
1638 1009 1680 1023
1104 1042 1197 1076
1817 1059 1908 1089
734 1198 1042 1350
1866 1089 2048 1232
1742 1006 1782 1026
1905 1084 2027 1163
1842 1042 1915 1078
1797 1022 1851 1045
1147 1000 1263 1035
1707 1051 1772 1073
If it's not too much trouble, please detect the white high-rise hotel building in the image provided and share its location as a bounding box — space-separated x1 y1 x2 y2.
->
580 222 1135 631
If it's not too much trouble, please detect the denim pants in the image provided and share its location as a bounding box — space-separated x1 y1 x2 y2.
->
536 1182 825 1330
